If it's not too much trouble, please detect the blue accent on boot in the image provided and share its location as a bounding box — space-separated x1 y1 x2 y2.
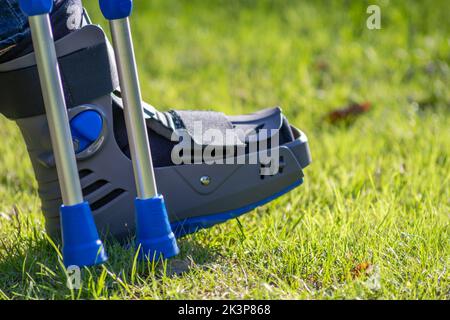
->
172 179 303 238
99 0 133 20
135 195 179 261
19 0 53 16
60 202 108 267
70 110 103 153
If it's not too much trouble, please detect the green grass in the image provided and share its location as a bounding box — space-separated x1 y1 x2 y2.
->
0 0 449 299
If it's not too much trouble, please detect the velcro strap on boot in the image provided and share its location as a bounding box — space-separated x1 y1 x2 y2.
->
0 29 118 120
172 110 246 146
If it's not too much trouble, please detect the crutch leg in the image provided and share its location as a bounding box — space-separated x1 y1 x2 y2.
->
18 0 107 267
99 0 179 260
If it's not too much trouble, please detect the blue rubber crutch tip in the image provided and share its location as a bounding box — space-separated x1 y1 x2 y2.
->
99 0 133 20
60 202 108 267
135 195 180 261
18 0 53 16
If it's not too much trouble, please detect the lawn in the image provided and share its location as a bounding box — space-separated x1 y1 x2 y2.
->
0 0 448 299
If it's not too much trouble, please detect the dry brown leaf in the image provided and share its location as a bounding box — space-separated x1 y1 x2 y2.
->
327 102 371 124
351 261 372 278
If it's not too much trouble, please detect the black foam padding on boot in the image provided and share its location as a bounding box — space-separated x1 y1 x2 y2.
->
0 42 115 120
112 102 177 168
113 104 296 167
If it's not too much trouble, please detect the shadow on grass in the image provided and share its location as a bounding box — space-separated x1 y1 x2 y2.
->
107 235 222 279
165 236 222 277
0 226 221 299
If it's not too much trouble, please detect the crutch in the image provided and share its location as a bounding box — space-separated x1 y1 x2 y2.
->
18 0 107 267
99 0 179 260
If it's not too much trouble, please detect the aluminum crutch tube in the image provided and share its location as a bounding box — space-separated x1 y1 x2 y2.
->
99 0 179 261
19 0 107 267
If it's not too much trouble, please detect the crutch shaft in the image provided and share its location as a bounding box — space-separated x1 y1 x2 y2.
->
99 0 179 260
109 18 157 199
19 0 107 267
29 15 83 206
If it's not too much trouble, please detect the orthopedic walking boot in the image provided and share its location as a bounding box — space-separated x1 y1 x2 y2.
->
0 9 311 241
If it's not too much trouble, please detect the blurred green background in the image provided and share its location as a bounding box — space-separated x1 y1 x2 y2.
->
0 0 448 299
